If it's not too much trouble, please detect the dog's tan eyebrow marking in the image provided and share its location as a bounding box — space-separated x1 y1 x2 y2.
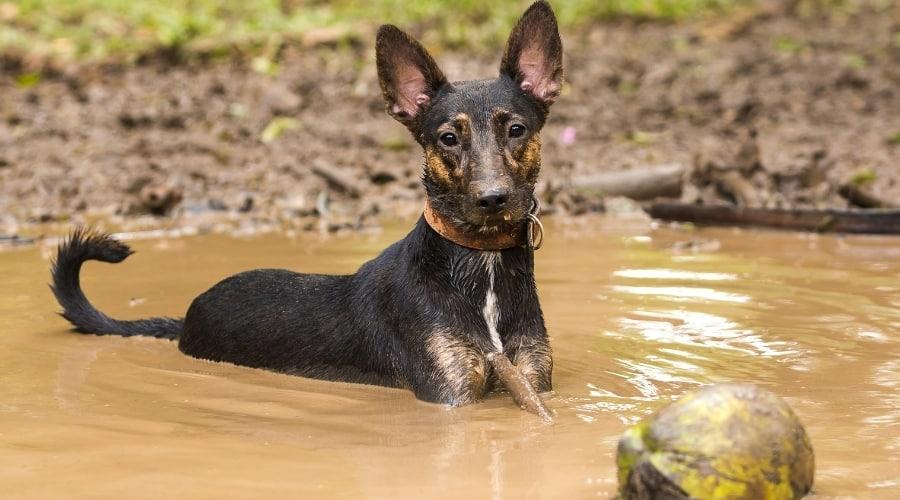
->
491 108 512 123
452 113 472 139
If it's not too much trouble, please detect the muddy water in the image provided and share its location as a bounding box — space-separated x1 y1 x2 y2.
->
1 217 898 499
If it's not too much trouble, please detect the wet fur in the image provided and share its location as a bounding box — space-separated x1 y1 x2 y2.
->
52 222 550 404
50 1 562 406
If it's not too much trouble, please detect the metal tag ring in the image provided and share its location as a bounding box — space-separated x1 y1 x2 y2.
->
526 213 544 251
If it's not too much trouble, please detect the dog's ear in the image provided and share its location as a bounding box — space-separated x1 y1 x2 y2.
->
376 25 448 127
500 1 563 106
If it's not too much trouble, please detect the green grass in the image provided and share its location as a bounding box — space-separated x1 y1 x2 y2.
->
1 0 748 63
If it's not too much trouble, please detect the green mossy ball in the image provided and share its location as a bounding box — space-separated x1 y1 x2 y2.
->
617 384 815 500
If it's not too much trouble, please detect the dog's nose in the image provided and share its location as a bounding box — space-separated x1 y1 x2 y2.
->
476 189 509 213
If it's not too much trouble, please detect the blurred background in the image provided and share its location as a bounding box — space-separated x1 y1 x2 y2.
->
1 0 898 237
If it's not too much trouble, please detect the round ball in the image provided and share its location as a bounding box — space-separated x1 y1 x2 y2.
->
617 384 815 499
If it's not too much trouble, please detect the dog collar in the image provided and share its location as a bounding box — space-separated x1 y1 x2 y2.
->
423 197 544 251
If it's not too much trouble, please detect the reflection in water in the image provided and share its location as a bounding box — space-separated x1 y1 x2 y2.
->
1 218 899 498
612 268 737 281
610 285 750 303
615 309 799 358
52 345 102 409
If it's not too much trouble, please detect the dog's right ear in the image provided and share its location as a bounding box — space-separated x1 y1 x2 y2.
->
376 25 448 128
500 1 563 106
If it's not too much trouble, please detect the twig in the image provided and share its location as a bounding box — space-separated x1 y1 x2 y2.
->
0 235 36 248
647 202 900 234
716 170 760 207
838 183 897 209
487 352 553 421
312 161 363 198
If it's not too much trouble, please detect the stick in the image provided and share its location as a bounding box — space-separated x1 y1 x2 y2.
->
716 170 760 207
487 352 553 421
0 235 36 247
647 202 900 234
312 161 363 198
838 183 898 209
570 163 684 201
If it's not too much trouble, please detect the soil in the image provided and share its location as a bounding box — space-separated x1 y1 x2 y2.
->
2 3 899 238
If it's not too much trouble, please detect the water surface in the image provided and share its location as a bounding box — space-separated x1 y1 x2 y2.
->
2 217 898 498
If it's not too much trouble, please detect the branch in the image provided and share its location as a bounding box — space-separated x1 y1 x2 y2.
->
487 352 553 421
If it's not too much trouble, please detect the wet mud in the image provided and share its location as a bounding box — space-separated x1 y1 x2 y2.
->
1 217 898 497
2 4 899 239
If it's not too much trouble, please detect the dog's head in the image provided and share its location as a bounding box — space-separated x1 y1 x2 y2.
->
376 1 563 234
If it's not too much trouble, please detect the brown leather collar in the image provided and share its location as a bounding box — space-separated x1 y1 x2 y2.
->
423 198 534 251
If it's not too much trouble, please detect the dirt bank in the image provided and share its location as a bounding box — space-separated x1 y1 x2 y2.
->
1 3 898 238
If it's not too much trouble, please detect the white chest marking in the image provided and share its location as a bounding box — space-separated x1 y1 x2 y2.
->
481 253 502 353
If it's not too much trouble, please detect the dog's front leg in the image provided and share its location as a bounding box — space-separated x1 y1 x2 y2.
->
411 330 488 406
510 338 553 393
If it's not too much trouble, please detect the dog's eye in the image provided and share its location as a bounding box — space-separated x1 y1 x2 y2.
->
509 124 527 138
439 132 458 147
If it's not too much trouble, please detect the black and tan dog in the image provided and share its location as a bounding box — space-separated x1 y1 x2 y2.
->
51 1 563 407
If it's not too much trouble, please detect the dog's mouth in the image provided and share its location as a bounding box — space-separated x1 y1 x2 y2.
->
482 211 517 227
464 206 529 234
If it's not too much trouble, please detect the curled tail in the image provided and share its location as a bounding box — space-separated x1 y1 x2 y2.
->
50 228 183 340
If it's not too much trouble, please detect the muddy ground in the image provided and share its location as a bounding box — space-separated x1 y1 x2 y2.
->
1 4 899 239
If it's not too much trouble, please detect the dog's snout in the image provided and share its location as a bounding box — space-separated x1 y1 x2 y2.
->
476 189 509 213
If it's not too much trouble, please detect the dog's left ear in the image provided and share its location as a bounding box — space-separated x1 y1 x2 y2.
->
500 1 564 106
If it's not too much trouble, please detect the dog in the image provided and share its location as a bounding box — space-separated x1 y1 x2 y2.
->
51 1 563 407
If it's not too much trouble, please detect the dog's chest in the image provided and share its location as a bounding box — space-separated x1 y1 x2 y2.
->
480 252 502 352
447 250 512 352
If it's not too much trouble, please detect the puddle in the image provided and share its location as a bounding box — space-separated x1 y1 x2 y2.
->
1 216 898 498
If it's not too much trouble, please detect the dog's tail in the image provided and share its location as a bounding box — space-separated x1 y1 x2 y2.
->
50 228 183 340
